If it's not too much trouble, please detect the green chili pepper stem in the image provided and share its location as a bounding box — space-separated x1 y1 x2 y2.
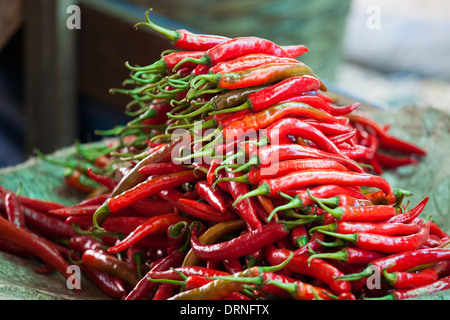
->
267 196 304 222
363 294 395 300
278 216 318 228
92 203 111 231
295 235 309 248
209 101 251 115
264 279 297 296
147 277 185 286
306 189 344 219
381 265 397 286
232 183 270 207
307 248 348 266
168 101 213 119
168 221 189 239
124 59 166 73
229 156 259 173
393 188 414 198
308 223 337 236
134 9 179 43
316 229 357 243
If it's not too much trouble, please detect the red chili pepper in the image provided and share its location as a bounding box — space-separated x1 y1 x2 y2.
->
69 235 108 254
302 119 355 136
177 36 293 68
138 163 187 175
386 197 429 224
191 63 325 91
108 213 189 253
210 53 302 74
310 220 421 237
81 266 127 299
278 44 309 58
125 248 186 300
374 152 419 169
220 171 263 231
338 247 450 282
222 102 344 142
294 231 325 256
308 247 386 265
176 198 237 222
189 221 288 261
318 222 430 254
233 169 390 204
194 180 228 212
94 170 199 222
365 188 412 205
382 260 448 289
216 75 321 114
263 272 334 300
0 215 79 294
4 192 26 229
81 249 140 287
264 117 345 156
126 50 205 74
135 10 230 51
265 245 351 294
307 191 396 222
0 185 66 213
290 225 309 248
233 143 363 175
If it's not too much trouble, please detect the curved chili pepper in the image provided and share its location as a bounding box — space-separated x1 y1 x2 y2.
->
189 221 288 261
386 197 429 224
108 213 189 253
82 249 140 287
302 119 355 136
135 9 229 51
194 180 228 212
233 169 390 204
168 277 247 300
176 36 293 68
309 220 421 237
307 247 386 265
265 245 351 294
264 117 345 156
0 215 79 294
191 63 325 91
182 219 246 267
366 275 450 300
4 192 26 229
94 170 199 223
318 222 430 254
382 260 448 289
338 247 450 282
215 75 321 114
375 152 419 169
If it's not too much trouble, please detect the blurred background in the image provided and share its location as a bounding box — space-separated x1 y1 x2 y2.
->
0 0 449 167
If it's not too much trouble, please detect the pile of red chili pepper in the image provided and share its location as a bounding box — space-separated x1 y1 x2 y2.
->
1 10 449 300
